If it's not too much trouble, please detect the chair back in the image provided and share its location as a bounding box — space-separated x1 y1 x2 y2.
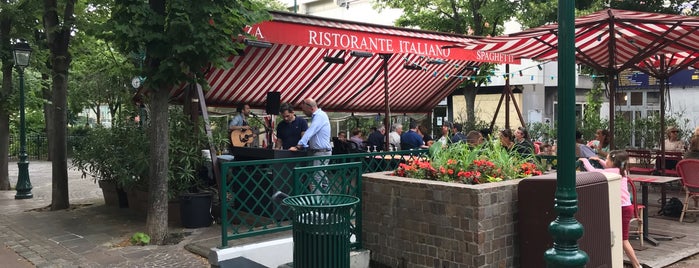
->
626 149 654 167
677 159 699 190
627 179 641 218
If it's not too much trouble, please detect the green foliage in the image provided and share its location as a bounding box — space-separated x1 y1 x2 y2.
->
410 140 541 183
130 232 151 246
612 113 632 149
579 78 606 140
71 118 149 189
167 107 208 198
105 0 270 90
72 105 210 197
527 122 555 143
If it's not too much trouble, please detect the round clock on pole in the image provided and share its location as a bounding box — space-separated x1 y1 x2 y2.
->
131 76 141 89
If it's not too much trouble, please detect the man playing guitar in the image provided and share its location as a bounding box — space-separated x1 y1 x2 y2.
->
229 103 254 147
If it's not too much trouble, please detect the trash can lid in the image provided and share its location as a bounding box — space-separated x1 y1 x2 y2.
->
282 194 359 209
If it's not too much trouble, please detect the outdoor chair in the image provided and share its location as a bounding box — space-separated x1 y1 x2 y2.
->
656 151 684 177
677 159 699 223
627 180 645 247
626 149 655 175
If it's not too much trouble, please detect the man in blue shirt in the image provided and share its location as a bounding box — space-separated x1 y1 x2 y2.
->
289 98 331 193
400 122 425 150
275 102 308 150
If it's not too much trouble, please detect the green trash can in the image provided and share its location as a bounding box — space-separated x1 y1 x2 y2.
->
282 194 359 268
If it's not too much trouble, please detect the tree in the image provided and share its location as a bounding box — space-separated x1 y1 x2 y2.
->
374 0 517 124
43 0 77 210
0 0 43 190
107 0 268 244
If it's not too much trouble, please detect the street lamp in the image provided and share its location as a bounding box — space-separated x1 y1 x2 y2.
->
13 41 33 200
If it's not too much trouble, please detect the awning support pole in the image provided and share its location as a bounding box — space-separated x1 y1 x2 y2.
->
381 53 392 151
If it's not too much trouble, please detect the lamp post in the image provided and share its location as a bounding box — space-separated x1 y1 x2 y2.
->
13 41 33 200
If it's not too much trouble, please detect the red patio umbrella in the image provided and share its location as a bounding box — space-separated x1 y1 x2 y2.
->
454 8 699 148
634 52 699 173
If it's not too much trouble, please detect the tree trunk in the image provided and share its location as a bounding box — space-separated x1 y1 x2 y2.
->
44 0 75 210
42 72 53 161
0 9 12 190
462 84 478 122
145 0 169 245
147 87 169 245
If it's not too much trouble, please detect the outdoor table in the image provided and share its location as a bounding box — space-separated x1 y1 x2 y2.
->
628 174 682 246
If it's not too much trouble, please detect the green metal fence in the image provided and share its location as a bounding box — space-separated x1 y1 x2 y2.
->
218 149 428 248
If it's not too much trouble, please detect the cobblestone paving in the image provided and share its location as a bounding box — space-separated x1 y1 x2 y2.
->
2 161 210 267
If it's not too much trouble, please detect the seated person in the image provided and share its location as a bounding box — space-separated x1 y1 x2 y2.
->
332 132 352 154
685 134 699 159
575 131 597 158
465 131 484 147
367 125 386 151
513 127 534 156
538 143 554 155
400 122 426 150
349 128 367 152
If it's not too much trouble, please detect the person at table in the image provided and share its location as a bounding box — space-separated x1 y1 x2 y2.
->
417 125 434 147
450 123 467 143
685 134 699 159
664 126 686 152
400 122 426 150
367 124 386 151
436 122 451 147
513 127 534 156
389 123 402 151
332 132 352 154
337 131 347 142
538 143 554 155
465 131 484 148
575 130 597 158
289 98 332 192
274 102 308 150
349 128 366 152
578 151 642 268
588 129 611 158
499 129 515 151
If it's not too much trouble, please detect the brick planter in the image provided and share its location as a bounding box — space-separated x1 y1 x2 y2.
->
362 172 521 268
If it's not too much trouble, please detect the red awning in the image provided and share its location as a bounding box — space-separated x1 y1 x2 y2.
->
171 11 517 114
456 9 699 73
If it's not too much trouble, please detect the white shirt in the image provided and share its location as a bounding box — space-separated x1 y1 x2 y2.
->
389 131 401 151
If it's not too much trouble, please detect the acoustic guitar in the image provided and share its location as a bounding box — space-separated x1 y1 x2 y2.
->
230 129 255 147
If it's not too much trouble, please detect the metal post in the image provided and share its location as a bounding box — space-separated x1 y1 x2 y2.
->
15 66 33 199
544 1 587 266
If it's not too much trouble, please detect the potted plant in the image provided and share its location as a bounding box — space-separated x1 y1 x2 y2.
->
393 141 543 183
72 117 149 208
167 108 213 228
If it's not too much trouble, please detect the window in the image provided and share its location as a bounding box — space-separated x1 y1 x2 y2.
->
630 92 643 106
616 93 628 106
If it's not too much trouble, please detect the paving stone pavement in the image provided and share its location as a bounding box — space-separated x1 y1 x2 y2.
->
1 160 212 267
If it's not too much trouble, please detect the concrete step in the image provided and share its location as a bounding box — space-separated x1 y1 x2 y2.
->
209 235 369 268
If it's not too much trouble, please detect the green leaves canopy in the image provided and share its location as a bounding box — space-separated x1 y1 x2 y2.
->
105 0 270 90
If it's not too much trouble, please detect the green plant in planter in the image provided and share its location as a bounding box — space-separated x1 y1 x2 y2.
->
395 141 543 184
73 105 209 199
167 106 210 199
72 117 149 189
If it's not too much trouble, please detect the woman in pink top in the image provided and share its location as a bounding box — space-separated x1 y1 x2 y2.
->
579 150 641 268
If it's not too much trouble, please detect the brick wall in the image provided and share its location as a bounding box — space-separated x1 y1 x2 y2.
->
362 172 521 268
